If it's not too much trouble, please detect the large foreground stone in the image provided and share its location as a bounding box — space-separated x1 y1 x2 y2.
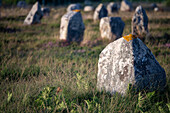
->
93 3 108 21
100 17 125 40
132 6 148 38
97 34 166 95
107 2 118 14
60 10 85 43
120 0 132 11
67 4 81 12
24 2 43 25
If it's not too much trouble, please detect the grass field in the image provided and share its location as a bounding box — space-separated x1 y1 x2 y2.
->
0 2 170 113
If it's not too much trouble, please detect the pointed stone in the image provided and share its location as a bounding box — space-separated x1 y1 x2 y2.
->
93 3 108 21
120 0 132 11
67 4 81 12
97 35 166 95
132 6 148 38
107 2 118 14
24 2 43 25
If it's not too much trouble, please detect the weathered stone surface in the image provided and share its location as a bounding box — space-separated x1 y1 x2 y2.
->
60 11 85 43
107 2 118 14
93 3 108 21
97 35 166 95
132 6 148 38
17 1 27 8
24 2 43 25
120 0 132 11
67 4 81 12
84 6 94 12
100 17 125 40
41 7 50 16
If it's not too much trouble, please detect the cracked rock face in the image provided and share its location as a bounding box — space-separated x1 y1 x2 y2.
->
120 0 132 11
67 4 81 12
24 2 43 25
93 3 108 21
132 6 148 38
60 11 85 43
100 17 125 40
107 2 118 14
97 37 166 95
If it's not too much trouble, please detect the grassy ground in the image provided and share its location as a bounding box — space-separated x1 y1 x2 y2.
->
0 2 170 113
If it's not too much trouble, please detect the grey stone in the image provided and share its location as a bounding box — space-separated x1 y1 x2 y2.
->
41 7 50 16
132 6 148 38
107 2 118 14
84 6 94 12
84 0 92 5
17 1 27 8
97 36 166 95
93 3 108 21
120 0 132 11
151 3 158 9
67 4 81 12
60 11 85 43
24 2 43 25
100 17 125 40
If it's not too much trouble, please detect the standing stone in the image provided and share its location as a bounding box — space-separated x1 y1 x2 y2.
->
97 34 166 95
100 17 125 40
84 6 94 12
107 2 118 14
132 6 148 38
67 4 81 12
24 2 43 25
41 7 50 16
17 1 27 8
120 0 132 11
151 3 158 10
60 10 85 43
84 0 92 5
93 3 108 21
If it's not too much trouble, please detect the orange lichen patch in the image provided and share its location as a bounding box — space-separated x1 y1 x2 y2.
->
123 34 136 42
73 9 81 12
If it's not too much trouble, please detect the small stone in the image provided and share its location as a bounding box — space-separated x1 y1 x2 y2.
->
120 0 132 11
107 2 118 14
93 3 108 21
132 5 148 38
41 7 50 16
97 35 166 95
67 4 81 12
84 6 94 12
24 2 43 25
151 3 158 9
100 17 125 40
17 1 27 8
84 0 92 5
154 7 159 12
60 11 85 43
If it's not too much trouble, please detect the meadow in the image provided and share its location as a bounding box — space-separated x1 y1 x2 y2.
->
0 2 170 112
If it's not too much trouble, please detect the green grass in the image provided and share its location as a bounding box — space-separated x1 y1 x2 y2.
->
0 3 170 113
